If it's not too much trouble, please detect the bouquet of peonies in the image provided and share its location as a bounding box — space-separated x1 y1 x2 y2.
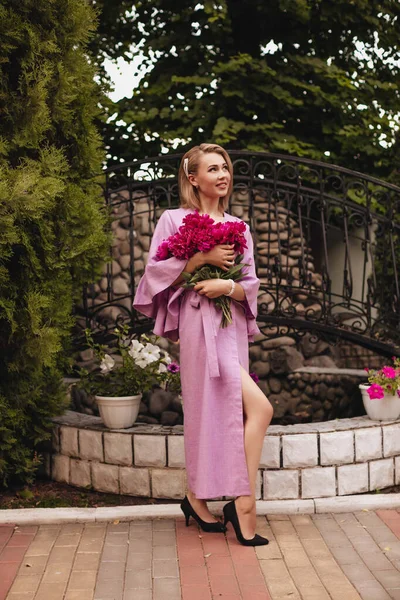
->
365 357 400 400
77 326 181 397
155 211 250 327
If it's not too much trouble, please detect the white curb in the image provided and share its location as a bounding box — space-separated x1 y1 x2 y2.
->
315 494 400 513
0 495 399 526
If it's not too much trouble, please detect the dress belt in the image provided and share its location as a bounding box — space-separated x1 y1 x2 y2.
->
189 292 221 378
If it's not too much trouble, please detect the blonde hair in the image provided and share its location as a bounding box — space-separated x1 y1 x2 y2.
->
178 143 233 212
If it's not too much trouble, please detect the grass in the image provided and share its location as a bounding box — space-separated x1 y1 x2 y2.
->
0 479 180 510
1 480 399 511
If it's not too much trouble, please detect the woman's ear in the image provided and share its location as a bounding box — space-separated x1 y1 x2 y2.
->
188 174 197 188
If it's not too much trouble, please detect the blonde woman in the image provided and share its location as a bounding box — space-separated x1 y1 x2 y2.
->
133 143 273 546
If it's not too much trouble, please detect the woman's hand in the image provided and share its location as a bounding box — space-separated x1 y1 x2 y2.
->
193 279 231 298
200 244 235 271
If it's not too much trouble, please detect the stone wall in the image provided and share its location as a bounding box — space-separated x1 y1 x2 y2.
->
75 190 375 424
45 411 400 500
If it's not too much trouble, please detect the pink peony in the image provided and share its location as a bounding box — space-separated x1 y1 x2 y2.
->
155 210 248 261
367 383 385 400
382 366 396 379
167 362 180 373
155 240 170 260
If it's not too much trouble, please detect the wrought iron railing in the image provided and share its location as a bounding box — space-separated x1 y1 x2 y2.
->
77 152 400 357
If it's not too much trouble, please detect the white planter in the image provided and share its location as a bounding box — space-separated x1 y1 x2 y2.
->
359 384 400 421
95 394 142 429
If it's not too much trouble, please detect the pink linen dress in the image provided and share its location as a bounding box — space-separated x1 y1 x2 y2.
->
133 207 261 499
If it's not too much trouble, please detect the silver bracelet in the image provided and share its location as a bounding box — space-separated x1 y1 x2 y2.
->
225 279 235 297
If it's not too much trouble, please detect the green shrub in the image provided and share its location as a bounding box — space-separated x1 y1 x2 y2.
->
0 0 109 487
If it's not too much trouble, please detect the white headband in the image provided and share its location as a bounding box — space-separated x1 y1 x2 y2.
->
183 157 189 178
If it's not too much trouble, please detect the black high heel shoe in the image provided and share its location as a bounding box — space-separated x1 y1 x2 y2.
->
223 499 269 546
180 495 227 533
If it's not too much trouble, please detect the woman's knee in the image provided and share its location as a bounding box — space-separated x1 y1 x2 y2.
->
263 396 274 426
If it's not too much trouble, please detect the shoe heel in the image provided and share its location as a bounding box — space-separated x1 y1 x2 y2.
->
185 513 190 527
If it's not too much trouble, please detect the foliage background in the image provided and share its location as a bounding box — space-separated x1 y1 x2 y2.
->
89 0 400 185
0 0 109 487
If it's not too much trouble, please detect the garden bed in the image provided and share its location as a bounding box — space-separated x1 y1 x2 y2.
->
1 479 399 511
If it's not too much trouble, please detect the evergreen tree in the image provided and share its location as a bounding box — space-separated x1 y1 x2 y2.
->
91 0 400 180
0 0 109 486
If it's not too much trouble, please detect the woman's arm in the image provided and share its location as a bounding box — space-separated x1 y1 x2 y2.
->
170 252 205 287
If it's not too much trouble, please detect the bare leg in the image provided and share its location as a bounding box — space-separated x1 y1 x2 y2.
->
235 365 273 539
186 489 219 523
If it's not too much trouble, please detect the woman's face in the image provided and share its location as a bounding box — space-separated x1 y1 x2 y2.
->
189 152 231 200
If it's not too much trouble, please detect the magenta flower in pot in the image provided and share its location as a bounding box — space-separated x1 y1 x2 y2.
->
360 358 400 421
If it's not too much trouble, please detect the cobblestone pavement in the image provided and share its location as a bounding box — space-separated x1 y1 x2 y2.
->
1 510 400 600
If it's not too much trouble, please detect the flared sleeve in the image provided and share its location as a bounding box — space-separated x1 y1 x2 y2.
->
133 210 186 342
234 223 261 341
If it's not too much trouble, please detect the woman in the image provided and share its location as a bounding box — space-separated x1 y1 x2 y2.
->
133 143 273 546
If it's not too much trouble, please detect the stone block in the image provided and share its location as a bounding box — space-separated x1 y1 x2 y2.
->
256 470 262 500
79 429 104 462
263 470 299 500
70 459 91 488
51 426 60 452
134 434 166 467
119 467 150 496
369 458 394 491
283 434 318 468
383 424 400 457
301 467 336 498
151 468 186 499
260 436 280 468
320 430 354 465
355 427 382 462
168 436 185 468
52 454 70 483
396 457 400 485
42 453 51 478
91 462 119 494
104 432 133 466
60 426 79 458
337 463 368 496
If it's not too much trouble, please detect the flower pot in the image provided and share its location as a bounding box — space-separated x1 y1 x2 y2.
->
359 384 400 421
95 394 142 429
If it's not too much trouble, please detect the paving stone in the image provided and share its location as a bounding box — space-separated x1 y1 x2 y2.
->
355 427 382 462
263 469 299 500
352 580 391 600
125 568 152 589
168 436 185 468
119 466 150 496
320 430 354 465
369 458 394 491
283 434 318 468
79 429 104 462
153 577 181 600
60 426 79 458
152 558 179 578
134 434 166 467
260 436 280 468
301 467 336 498
104 432 133 466
337 463 368 496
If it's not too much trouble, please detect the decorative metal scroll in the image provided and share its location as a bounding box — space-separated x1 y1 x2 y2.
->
76 152 400 357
